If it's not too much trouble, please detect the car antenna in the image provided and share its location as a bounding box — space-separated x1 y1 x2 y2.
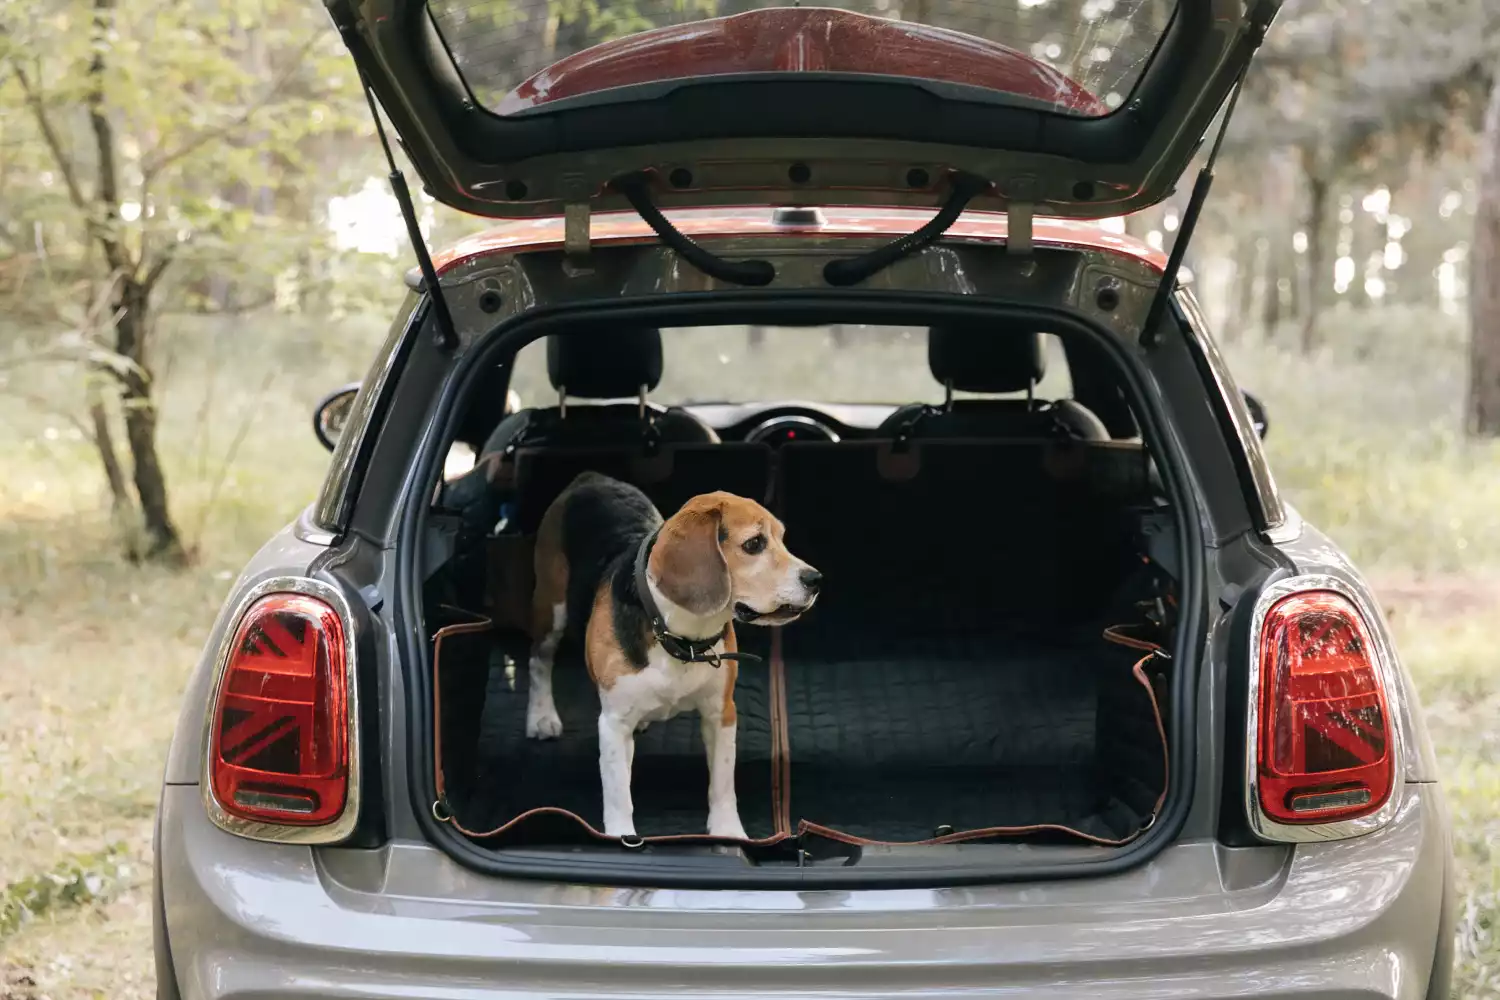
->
1139 69 1248 349
357 72 460 353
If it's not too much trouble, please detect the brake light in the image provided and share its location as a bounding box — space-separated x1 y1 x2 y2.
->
208 593 350 826
1256 591 1393 824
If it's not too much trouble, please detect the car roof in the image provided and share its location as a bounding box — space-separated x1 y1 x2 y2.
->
425 207 1168 281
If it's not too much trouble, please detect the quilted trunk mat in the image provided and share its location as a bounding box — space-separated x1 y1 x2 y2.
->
780 630 1163 844
446 623 1164 846
452 629 780 841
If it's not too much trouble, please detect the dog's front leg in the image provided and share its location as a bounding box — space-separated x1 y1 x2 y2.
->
700 706 747 840
598 711 637 838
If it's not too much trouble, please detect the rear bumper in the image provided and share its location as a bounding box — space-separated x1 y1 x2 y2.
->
157 783 1451 1000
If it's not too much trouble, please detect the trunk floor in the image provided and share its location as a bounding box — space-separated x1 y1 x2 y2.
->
454 626 1158 844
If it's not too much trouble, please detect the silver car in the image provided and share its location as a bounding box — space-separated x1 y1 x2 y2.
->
154 1 1454 997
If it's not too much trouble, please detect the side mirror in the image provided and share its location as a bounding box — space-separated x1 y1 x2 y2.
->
313 383 361 453
1242 390 1269 440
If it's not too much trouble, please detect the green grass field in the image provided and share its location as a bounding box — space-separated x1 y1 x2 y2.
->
0 305 1495 998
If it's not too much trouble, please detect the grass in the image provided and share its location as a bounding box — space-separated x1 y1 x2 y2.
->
0 303 1496 998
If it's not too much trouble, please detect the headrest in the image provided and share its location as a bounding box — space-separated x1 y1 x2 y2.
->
928 327 1046 394
547 329 664 399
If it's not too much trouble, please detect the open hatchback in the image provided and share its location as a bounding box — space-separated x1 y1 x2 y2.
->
268 0 1357 888
329 0 1279 224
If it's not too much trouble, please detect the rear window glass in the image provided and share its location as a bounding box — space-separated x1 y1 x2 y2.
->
427 0 1175 119
508 324 1073 407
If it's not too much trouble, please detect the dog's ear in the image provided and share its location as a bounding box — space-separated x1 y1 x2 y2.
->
651 498 730 616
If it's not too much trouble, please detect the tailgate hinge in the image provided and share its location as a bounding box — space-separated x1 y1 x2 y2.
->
1006 201 1034 256
562 173 592 263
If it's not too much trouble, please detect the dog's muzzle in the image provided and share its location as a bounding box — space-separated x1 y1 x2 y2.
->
734 601 813 624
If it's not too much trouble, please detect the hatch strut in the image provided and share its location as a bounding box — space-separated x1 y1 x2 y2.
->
613 172 776 286
1140 72 1248 349
359 74 460 352
823 171 991 286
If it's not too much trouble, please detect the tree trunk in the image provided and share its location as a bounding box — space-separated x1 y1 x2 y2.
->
1300 174 1330 353
88 388 132 511
113 278 186 562
1468 76 1500 437
1262 244 1283 337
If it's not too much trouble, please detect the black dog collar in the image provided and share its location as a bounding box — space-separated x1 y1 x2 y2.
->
633 531 762 669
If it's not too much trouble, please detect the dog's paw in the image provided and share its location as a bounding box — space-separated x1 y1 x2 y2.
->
635 719 651 733
526 706 563 739
604 818 638 839
708 814 748 840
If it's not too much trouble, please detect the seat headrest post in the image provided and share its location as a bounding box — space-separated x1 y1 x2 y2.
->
943 380 954 412
558 386 567 419
638 385 648 422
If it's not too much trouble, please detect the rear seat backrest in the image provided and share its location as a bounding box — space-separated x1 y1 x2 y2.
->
777 439 1150 641
512 443 775 533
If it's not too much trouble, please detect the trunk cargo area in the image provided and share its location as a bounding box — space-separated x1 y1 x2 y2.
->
430 438 1174 850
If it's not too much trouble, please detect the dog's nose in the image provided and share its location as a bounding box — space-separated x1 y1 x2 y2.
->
799 568 823 592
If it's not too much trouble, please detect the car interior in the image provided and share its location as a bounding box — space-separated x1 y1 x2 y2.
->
422 323 1178 855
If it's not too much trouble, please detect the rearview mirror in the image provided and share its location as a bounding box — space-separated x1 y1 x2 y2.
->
1242 390 1269 440
314 383 361 452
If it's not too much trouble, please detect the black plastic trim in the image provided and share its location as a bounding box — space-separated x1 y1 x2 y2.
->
310 550 390 848
1425 842 1457 1000
392 290 1208 888
1170 293 1284 535
314 295 428 534
151 799 183 1000
1215 562 1291 848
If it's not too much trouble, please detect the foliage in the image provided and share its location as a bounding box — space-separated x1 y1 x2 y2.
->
0 844 131 941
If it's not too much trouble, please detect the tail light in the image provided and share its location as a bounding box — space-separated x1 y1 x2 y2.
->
206 590 354 832
1255 590 1394 826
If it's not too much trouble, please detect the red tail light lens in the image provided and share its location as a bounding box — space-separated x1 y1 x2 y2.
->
209 593 350 826
1257 591 1393 825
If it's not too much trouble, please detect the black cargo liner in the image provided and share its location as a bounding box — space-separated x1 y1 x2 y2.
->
437 615 1167 848
396 294 1210 888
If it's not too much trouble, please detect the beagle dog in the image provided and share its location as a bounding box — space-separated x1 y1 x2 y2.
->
527 472 822 839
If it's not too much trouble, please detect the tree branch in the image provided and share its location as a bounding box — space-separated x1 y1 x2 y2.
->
140 34 319 183
8 62 92 213
85 0 129 276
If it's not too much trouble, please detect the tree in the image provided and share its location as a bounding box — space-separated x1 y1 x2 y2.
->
1469 72 1500 437
0 0 367 561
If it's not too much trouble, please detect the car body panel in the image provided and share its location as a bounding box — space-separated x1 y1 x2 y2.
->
158 782 1447 1000
326 0 1281 220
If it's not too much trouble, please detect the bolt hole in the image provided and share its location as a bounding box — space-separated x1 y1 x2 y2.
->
788 162 811 184
1072 180 1096 201
504 179 528 201
1096 286 1121 311
906 167 931 189
668 167 694 189
478 289 504 313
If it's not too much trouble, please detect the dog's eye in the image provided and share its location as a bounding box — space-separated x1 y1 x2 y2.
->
742 534 767 555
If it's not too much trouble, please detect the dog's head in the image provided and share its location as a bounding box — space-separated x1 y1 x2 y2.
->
649 491 821 626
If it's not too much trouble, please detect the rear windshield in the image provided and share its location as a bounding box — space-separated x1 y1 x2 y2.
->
508 324 1073 407
428 0 1175 118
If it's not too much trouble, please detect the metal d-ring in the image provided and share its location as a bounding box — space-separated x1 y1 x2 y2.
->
432 799 452 823
619 833 646 850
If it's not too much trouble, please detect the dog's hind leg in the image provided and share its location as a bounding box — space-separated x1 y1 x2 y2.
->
526 503 568 740
526 601 565 739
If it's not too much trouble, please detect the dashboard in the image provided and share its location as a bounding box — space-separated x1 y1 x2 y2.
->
681 400 903 446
